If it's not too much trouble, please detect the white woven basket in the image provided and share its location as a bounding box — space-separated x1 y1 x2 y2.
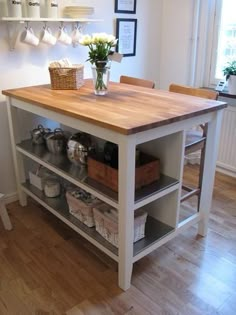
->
66 191 101 227
93 205 147 247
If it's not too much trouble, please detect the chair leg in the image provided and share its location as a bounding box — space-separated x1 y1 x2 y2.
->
0 196 13 231
196 143 206 211
181 143 206 207
196 123 208 210
181 123 208 209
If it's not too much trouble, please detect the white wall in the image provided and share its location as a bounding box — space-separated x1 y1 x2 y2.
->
158 0 216 90
0 0 162 197
159 0 195 89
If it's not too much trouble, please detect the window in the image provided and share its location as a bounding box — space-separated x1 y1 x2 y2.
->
209 0 236 85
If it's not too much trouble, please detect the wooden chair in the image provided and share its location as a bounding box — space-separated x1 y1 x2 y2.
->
120 75 155 89
0 193 12 230
169 84 219 206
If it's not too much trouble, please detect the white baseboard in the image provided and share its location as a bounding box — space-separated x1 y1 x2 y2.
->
4 192 18 204
216 163 236 178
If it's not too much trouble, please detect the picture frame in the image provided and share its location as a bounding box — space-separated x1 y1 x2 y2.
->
115 0 137 14
116 18 137 57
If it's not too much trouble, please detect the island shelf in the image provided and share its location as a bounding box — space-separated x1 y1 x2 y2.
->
17 139 179 208
22 181 175 261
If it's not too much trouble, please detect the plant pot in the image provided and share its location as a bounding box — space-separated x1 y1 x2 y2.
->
91 61 111 96
228 75 236 95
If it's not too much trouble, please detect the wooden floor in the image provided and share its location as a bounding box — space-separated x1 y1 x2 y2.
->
0 165 236 315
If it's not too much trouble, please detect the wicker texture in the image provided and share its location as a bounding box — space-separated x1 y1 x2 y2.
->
49 64 84 90
93 205 147 247
66 191 102 227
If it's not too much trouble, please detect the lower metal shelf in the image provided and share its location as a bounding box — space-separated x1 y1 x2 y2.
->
21 181 175 260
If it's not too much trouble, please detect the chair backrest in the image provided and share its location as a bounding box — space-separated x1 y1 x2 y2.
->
120 75 155 89
169 83 218 100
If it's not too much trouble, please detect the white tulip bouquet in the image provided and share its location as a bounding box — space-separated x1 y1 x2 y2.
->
80 33 118 94
79 32 118 66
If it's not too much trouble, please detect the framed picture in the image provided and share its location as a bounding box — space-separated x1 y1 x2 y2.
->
115 0 137 14
116 18 137 57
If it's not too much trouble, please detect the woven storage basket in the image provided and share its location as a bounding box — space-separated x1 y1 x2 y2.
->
66 191 102 227
93 204 148 247
49 64 84 90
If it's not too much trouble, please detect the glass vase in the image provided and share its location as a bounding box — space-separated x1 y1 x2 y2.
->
92 61 111 96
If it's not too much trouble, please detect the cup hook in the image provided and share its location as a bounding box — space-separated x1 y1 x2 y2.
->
60 21 64 30
79 23 84 33
25 21 29 29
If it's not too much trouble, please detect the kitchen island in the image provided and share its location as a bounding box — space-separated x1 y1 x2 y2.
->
2 80 227 290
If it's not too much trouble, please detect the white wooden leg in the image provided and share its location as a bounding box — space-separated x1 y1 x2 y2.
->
6 98 27 206
198 110 223 236
118 135 136 290
0 195 12 230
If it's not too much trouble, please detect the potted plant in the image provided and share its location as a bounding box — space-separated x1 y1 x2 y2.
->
223 60 236 95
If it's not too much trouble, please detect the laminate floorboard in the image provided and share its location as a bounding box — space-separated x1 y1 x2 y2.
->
0 165 236 315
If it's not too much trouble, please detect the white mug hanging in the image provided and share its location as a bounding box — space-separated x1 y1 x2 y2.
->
20 26 39 46
71 25 82 47
40 26 57 45
27 0 40 18
58 26 72 46
8 0 22 18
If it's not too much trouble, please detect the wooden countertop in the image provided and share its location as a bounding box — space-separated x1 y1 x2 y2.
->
2 80 227 135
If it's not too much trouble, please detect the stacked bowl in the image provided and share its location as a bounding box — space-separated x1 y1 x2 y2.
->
63 6 94 18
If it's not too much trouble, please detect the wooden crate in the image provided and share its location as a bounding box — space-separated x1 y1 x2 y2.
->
88 152 160 192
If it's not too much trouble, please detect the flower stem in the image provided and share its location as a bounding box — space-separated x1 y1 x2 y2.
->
95 69 107 91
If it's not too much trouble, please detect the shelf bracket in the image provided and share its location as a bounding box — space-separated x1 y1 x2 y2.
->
6 21 23 51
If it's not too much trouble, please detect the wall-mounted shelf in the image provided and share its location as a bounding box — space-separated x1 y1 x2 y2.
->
1 17 103 23
1 17 103 50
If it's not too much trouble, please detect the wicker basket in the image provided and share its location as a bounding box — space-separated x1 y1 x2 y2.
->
66 190 102 227
49 64 84 90
93 204 148 247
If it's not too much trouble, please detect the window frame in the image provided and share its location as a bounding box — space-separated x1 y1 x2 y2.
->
205 0 236 87
208 0 223 86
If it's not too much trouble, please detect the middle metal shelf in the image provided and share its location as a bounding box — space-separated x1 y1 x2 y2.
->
17 139 179 209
